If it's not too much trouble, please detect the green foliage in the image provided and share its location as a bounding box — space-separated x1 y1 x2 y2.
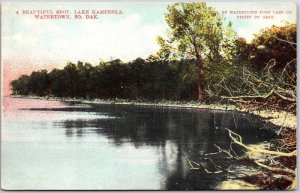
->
155 3 236 61
10 75 31 95
10 59 198 100
153 2 237 100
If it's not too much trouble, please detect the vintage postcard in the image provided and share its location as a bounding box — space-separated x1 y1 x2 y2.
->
1 1 297 190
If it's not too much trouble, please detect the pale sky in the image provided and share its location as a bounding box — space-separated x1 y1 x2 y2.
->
1 2 297 95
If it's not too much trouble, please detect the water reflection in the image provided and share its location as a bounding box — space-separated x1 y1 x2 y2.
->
47 104 275 145
24 102 276 190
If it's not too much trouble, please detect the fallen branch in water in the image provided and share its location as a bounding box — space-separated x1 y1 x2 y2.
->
225 128 296 190
204 144 235 159
184 126 296 190
184 155 230 174
184 155 200 170
254 161 295 175
225 128 296 157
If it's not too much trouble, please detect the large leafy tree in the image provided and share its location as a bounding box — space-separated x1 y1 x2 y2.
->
155 2 236 101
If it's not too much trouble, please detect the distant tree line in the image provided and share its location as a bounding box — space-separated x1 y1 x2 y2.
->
10 58 199 100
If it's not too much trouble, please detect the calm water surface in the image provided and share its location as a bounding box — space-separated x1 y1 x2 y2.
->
1 97 276 190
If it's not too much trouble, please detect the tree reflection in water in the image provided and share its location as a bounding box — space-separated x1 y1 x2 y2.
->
30 103 277 190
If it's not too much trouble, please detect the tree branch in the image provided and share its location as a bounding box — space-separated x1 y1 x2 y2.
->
226 128 296 157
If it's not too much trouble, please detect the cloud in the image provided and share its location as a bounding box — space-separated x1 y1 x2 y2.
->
52 14 164 63
3 12 165 67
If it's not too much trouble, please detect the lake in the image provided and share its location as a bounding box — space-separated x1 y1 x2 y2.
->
1 96 277 190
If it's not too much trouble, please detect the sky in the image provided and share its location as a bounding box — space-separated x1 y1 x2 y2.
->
1 2 297 95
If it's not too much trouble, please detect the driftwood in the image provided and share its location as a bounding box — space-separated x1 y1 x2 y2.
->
253 161 295 175
184 128 296 189
226 128 296 157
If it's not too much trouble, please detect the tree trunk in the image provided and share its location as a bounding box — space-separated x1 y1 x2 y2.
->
196 55 205 101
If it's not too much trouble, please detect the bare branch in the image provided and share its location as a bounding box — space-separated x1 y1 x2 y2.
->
272 36 296 45
225 128 296 157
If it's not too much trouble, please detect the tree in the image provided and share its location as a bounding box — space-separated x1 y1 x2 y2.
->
29 70 50 96
251 23 296 73
10 75 31 95
156 2 236 101
49 68 67 97
63 62 80 97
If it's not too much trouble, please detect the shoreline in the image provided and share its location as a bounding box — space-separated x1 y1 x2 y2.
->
6 94 297 190
8 95 296 129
